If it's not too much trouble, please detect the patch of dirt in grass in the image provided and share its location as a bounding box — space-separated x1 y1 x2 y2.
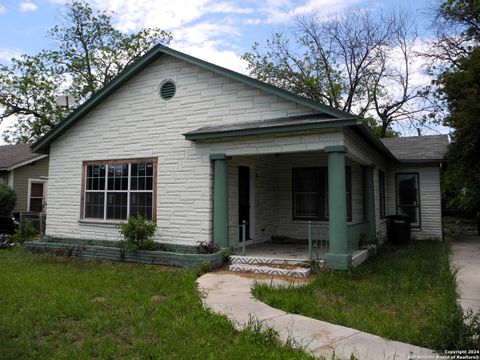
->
91 296 106 302
150 294 166 301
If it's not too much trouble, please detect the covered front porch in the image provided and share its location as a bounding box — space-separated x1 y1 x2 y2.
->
209 147 377 270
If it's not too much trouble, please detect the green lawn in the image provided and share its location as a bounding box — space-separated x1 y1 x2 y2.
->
253 242 470 350
0 249 311 359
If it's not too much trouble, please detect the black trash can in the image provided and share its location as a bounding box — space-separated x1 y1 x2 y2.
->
386 215 411 244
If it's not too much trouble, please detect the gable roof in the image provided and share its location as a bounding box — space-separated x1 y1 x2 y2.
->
31 45 353 154
0 144 47 171
381 135 449 163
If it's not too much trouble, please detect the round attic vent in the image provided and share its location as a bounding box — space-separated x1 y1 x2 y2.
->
159 80 176 100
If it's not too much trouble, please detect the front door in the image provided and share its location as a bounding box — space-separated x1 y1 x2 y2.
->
238 166 250 241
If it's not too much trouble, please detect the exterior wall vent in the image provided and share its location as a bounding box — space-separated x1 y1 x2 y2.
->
159 80 176 100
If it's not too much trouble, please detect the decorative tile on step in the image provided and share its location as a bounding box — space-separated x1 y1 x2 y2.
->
230 255 307 266
228 263 311 277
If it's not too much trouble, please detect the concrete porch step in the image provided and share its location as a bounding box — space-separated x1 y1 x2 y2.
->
228 263 312 278
230 255 307 266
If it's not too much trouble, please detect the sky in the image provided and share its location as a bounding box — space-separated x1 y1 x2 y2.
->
0 0 448 140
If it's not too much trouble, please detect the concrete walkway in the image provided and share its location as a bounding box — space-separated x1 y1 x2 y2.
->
197 272 435 360
450 235 480 313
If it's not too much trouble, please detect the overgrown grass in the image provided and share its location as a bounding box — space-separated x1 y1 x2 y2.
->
253 241 476 351
0 249 312 359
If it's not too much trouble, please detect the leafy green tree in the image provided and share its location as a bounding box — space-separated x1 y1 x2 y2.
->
0 183 16 216
439 47 480 214
427 0 480 215
0 0 171 143
243 9 430 137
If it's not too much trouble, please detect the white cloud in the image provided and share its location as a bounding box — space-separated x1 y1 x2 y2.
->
19 2 38 12
0 48 22 63
172 22 247 73
260 0 363 23
88 0 252 32
0 115 18 145
0 4 6 14
173 42 248 74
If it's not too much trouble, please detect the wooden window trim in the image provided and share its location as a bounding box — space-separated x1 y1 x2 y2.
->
80 158 157 222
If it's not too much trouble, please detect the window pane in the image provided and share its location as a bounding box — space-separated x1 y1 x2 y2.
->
379 170 386 218
86 165 105 190
108 163 128 190
106 192 127 220
85 192 105 219
130 192 153 220
146 162 153 176
138 177 145 190
31 183 43 197
138 163 146 176
30 198 43 212
294 194 318 218
398 206 419 224
397 174 418 206
294 169 319 192
146 177 153 191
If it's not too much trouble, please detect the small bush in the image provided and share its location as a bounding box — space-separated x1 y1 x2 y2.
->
196 240 219 254
117 215 156 251
10 220 38 245
0 183 16 216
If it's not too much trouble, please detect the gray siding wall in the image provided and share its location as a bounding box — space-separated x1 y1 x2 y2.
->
386 164 443 240
12 157 49 213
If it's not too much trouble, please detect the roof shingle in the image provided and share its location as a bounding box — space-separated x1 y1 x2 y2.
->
380 135 449 162
0 144 43 170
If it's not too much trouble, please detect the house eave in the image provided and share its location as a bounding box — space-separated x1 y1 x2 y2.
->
184 118 360 141
0 154 48 171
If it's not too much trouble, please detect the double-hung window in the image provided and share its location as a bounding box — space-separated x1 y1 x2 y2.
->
82 159 156 221
292 167 352 221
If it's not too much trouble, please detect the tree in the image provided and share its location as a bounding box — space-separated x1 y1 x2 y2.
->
440 47 480 214
242 9 429 137
0 0 171 143
427 0 480 217
0 183 16 216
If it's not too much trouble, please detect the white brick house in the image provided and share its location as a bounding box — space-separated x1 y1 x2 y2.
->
32 45 448 269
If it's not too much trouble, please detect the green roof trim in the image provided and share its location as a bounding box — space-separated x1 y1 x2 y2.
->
184 118 360 140
31 44 353 153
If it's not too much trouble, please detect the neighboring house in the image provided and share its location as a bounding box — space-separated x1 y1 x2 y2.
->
31 45 448 269
0 144 49 215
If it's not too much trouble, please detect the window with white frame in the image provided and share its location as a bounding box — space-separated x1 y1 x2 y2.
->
28 180 47 213
82 159 156 221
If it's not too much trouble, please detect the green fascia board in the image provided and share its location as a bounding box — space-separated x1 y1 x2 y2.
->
184 118 360 140
31 44 353 154
324 145 348 153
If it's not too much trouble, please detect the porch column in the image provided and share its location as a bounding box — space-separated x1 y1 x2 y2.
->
325 145 351 270
365 166 377 241
210 153 229 249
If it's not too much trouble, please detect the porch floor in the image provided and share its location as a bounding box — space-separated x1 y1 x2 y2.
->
232 241 327 260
